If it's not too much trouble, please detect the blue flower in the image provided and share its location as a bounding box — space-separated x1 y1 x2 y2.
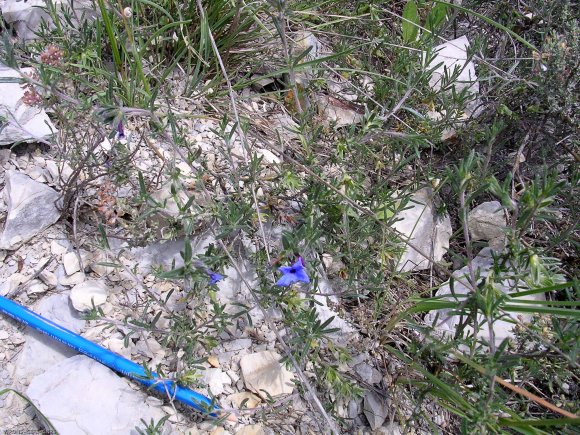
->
116 121 125 140
276 258 310 287
208 271 224 284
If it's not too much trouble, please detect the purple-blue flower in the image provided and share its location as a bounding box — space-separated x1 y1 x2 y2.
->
276 258 310 287
116 121 125 140
208 271 224 284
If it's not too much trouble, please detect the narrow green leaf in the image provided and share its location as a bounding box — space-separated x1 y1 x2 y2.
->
402 0 420 43
98 224 110 249
425 3 447 32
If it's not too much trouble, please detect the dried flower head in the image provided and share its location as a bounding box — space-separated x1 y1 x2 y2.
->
22 87 43 107
20 70 43 107
40 45 64 66
96 179 118 225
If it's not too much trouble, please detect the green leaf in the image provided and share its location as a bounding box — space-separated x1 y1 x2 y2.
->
375 205 395 220
158 267 185 279
402 0 420 43
98 224 110 250
182 238 192 263
425 3 447 32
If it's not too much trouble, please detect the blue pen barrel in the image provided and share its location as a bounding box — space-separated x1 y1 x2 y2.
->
0 294 219 416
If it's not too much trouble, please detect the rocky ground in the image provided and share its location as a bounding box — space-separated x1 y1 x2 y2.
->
1 1 573 434
0 127 513 435
0 149 405 434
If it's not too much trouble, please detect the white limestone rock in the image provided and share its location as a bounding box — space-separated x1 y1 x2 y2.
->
293 30 322 86
425 248 546 349
235 425 266 435
57 270 86 287
69 280 109 312
393 187 452 272
0 170 61 250
315 94 364 128
90 251 120 277
201 368 232 397
104 336 132 359
39 270 58 287
0 63 57 145
50 240 68 256
425 36 481 138
0 272 25 296
13 293 85 384
255 148 281 165
313 277 356 337
354 362 382 385
62 250 92 276
226 392 261 409
240 351 295 399
427 35 479 97
0 0 96 42
26 279 47 295
468 201 507 249
45 159 74 185
150 182 189 217
26 355 167 435
363 391 388 430
130 234 216 273
376 423 403 435
62 251 81 275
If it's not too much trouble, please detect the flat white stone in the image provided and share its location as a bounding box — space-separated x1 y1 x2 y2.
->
240 351 295 399
39 270 58 287
235 424 266 435
226 392 261 409
62 251 81 275
50 240 68 256
44 160 74 185
468 201 506 243
0 171 61 250
393 187 452 272
26 280 47 295
69 280 109 312
427 35 479 96
105 337 132 359
150 182 189 217
425 248 546 349
14 293 85 383
26 355 167 435
0 63 57 144
315 94 364 128
425 36 481 135
255 148 281 165
201 368 231 397
0 272 25 296
363 391 388 430
57 267 86 286
1 0 96 41
90 252 119 276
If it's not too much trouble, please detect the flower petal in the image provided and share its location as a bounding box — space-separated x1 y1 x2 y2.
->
278 265 294 274
294 268 310 283
276 273 300 287
208 272 224 284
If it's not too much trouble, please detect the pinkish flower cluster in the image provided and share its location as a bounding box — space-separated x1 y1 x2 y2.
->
21 70 43 107
96 179 118 225
40 45 64 66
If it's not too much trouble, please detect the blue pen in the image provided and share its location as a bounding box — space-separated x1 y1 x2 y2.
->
0 294 231 420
